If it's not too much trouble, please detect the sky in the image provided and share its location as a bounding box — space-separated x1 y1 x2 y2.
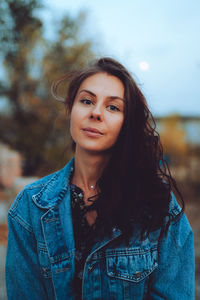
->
23 1 200 116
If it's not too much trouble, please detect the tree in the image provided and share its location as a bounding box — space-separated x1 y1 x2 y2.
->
0 0 95 176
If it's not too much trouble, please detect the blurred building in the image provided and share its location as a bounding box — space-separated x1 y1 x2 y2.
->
0 143 22 188
0 143 37 226
156 116 200 145
155 116 200 185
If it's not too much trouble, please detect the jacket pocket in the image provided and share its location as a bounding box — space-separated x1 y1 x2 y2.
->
106 247 158 283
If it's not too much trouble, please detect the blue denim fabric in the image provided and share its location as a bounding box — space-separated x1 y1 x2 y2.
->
6 159 195 299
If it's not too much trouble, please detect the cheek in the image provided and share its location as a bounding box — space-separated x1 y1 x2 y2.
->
116 116 124 133
109 117 124 139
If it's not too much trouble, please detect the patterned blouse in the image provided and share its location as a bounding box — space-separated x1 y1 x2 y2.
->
70 183 99 299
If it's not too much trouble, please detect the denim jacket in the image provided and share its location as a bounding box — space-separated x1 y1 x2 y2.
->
6 159 195 300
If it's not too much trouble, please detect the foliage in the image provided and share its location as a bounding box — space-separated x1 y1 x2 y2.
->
0 0 95 175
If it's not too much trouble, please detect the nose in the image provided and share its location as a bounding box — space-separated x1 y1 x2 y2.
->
90 105 102 121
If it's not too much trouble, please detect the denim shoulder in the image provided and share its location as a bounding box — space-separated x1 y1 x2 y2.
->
164 192 193 250
8 170 57 211
8 167 69 231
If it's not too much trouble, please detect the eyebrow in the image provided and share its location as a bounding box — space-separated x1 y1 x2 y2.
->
79 89 125 102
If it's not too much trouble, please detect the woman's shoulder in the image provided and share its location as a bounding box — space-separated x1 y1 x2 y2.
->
169 192 182 217
147 192 193 250
162 192 193 249
8 159 74 219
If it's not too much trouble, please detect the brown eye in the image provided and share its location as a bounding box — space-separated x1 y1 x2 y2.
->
108 105 120 111
80 99 92 105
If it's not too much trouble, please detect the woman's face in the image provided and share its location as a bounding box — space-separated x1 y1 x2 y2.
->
70 72 125 154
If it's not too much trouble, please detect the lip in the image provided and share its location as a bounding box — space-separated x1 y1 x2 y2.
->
82 127 103 135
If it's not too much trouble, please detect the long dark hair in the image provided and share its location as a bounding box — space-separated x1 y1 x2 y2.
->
52 57 184 239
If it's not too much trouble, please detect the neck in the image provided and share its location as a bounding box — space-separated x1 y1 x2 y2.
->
72 147 110 193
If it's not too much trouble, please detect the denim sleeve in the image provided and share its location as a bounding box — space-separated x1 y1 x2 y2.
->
5 189 56 300
148 213 195 300
5 214 48 300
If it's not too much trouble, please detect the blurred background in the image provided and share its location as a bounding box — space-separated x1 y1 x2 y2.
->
0 0 199 299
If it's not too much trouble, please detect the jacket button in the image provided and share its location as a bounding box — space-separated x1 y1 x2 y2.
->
88 263 96 273
134 271 142 278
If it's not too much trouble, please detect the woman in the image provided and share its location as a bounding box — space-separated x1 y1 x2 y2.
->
6 57 194 299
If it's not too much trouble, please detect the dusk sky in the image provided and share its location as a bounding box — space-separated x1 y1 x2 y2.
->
40 1 200 116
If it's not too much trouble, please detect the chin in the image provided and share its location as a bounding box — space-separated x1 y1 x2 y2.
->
76 143 112 154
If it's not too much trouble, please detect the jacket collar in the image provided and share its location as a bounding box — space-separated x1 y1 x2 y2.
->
32 158 74 209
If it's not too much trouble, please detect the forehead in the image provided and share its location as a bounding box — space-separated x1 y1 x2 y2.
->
77 72 124 97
